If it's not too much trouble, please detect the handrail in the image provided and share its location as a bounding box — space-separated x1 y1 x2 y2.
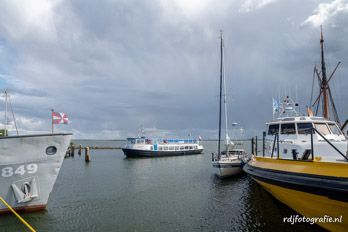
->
312 128 348 161
0 197 36 232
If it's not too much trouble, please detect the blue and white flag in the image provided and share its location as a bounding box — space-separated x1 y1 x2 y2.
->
272 98 279 114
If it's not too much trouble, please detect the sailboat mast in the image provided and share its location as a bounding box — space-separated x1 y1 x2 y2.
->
320 26 329 119
222 38 229 146
218 31 223 155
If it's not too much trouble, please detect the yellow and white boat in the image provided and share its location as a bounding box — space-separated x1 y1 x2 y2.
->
244 29 348 231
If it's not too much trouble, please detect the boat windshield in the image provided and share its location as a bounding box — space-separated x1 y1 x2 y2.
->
314 123 331 135
297 123 313 134
328 123 342 136
281 123 296 134
268 124 279 135
127 138 136 144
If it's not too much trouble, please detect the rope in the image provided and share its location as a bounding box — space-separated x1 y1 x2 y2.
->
0 197 36 232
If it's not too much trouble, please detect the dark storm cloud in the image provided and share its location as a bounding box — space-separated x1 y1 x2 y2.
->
0 0 347 138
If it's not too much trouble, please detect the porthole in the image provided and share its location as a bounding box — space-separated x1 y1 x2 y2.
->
46 146 57 155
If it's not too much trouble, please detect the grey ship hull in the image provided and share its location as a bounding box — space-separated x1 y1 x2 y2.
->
0 133 72 213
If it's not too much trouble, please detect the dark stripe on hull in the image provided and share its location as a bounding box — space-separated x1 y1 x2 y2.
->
243 163 348 202
0 204 46 214
213 163 242 168
122 148 203 158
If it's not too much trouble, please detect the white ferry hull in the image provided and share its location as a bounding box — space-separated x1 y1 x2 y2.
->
0 133 72 213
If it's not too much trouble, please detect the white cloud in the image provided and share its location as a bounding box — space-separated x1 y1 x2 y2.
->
239 0 278 13
302 0 348 27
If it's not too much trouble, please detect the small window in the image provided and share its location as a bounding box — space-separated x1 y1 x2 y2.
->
297 123 313 134
328 123 342 135
268 124 279 135
169 146 174 151
175 146 179 151
163 146 168 151
314 123 330 135
185 146 188 150
281 123 296 134
180 146 184 150
159 146 163 151
136 139 145 144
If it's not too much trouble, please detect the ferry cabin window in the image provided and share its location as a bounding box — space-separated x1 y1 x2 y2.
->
314 123 330 135
328 123 342 135
281 123 296 134
297 123 313 134
129 139 136 144
136 139 145 144
268 124 279 135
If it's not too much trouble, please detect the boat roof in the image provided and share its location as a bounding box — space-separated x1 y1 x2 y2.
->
266 116 339 125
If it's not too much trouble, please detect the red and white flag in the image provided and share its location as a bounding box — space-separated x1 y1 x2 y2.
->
52 111 69 124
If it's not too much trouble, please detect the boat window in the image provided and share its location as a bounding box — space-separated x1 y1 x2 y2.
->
159 146 163 151
314 123 330 135
128 138 136 144
175 146 179 151
163 146 168 151
136 139 145 144
268 124 279 135
180 146 184 150
281 123 296 134
185 146 188 150
297 123 313 134
328 123 342 135
169 146 174 151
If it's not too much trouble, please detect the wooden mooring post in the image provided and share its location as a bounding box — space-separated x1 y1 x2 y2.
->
85 146 91 162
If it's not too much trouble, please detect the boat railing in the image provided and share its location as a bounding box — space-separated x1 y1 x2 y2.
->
254 128 348 161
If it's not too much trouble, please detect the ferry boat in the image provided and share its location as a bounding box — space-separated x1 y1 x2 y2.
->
244 29 348 231
211 31 247 178
122 137 204 158
0 91 72 213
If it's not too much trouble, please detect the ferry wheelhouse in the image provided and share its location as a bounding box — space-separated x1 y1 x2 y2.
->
122 137 204 158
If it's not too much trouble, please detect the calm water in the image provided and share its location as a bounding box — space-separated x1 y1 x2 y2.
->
0 141 324 232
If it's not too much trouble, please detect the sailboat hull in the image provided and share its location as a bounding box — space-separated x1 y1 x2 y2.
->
212 160 243 178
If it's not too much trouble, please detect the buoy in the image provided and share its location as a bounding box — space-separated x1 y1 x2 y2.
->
71 144 75 157
85 146 90 162
78 144 82 155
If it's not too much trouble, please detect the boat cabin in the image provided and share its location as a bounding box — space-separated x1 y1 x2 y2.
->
264 116 347 162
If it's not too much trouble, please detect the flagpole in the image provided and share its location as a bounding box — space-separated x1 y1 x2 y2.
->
51 109 54 134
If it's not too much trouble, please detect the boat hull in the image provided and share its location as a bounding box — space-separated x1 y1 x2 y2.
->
212 161 243 178
244 157 348 231
0 133 72 213
122 148 204 158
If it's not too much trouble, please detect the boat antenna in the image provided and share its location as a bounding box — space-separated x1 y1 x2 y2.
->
4 90 7 132
8 94 18 135
311 26 341 124
218 30 223 157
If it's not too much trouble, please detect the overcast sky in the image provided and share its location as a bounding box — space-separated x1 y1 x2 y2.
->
0 0 347 139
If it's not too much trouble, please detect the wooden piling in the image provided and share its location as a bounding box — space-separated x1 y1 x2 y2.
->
78 144 82 155
85 146 90 162
71 144 75 157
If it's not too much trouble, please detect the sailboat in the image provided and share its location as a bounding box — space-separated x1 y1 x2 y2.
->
0 90 72 213
212 31 247 178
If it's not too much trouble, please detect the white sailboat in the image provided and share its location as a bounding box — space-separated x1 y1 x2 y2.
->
212 31 247 178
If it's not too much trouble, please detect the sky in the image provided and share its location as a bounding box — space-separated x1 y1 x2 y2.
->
0 0 348 139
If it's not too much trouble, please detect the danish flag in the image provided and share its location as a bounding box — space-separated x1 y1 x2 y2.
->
52 111 69 124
